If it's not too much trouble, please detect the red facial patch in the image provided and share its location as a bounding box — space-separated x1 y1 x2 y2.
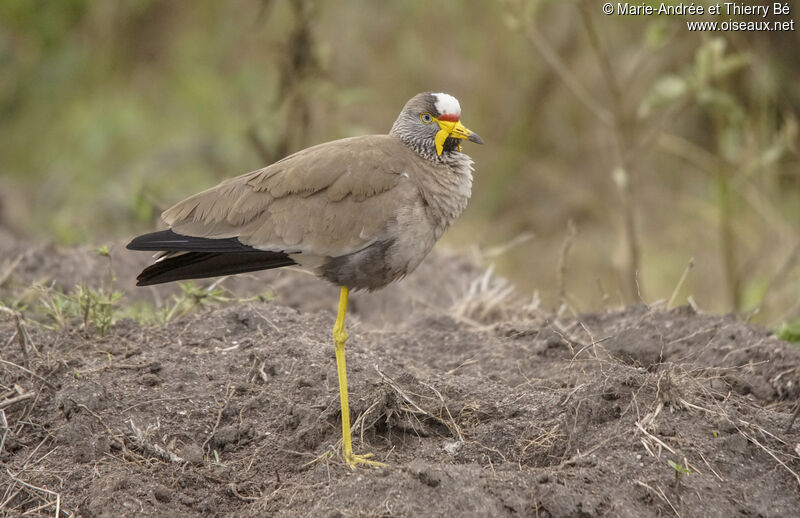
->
438 113 460 122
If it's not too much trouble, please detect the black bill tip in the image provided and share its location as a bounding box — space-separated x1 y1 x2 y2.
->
468 132 484 145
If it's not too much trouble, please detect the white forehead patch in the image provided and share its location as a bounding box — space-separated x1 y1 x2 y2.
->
432 93 461 116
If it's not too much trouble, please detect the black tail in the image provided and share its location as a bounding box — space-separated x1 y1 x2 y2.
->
127 229 257 253
128 230 296 286
134 251 296 286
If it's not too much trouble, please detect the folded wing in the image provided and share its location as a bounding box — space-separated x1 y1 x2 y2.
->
129 135 425 285
161 135 420 257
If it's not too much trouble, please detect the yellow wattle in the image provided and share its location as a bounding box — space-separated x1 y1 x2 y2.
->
435 128 450 156
434 120 458 156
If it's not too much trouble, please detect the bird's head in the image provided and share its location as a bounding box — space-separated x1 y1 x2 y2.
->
391 92 483 158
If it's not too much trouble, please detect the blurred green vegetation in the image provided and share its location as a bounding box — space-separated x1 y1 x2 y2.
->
1 0 798 324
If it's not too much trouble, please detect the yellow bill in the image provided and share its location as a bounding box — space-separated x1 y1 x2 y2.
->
435 119 483 156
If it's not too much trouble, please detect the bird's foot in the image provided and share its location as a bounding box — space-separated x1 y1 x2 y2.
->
343 451 388 469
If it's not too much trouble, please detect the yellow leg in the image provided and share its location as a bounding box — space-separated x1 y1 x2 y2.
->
333 286 387 469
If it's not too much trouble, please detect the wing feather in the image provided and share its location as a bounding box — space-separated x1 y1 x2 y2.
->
161 135 423 257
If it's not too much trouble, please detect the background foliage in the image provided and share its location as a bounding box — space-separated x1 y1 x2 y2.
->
1 0 798 325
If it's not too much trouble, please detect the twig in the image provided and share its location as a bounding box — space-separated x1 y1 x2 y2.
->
3 329 17 351
0 392 34 409
350 399 384 446
0 409 7 453
557 220 577 309
482 232 535 258
201 383 232 451
20 436 51 470
667 258 695 308
444 358 478 376
122 396 193 413
633 480 681 517
5 468 62 517
254 309 281 333
578 2 642 300
0 359 58 391
374 366 429 417
658 132 721 173
699 452 724 482
523 24 613 127
0 307 35 368
75 403 128 453
227 482 260 502
657 485 681 517
0 254 22 286
111 363 156 370
127 419 184 463
737 418 790 447
635 421 677 455
556 436 614 468
420 381 463 442
29 446 59 469
736 425 800 488
786 402 800 433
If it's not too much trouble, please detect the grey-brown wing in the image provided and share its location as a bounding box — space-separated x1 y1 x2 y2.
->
161 135 422 258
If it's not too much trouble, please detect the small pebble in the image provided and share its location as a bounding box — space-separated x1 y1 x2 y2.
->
180 443 204 465
153 485 171 503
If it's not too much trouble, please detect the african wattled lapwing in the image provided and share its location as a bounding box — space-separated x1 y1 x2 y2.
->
128 92 482 468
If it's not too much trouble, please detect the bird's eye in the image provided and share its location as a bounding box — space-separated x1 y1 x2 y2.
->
419 112 434 124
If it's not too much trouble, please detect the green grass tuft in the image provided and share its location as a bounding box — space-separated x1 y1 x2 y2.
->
776 319 800 344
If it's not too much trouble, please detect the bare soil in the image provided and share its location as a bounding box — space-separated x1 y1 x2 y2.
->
1 234 799 517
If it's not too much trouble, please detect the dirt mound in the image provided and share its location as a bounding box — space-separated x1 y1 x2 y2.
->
0 231 490 327
1 239 799 517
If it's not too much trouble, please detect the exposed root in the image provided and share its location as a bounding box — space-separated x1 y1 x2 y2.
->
127 419 184 464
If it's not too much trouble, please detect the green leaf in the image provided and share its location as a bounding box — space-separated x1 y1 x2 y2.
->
668 459 691 474
639 75 688 117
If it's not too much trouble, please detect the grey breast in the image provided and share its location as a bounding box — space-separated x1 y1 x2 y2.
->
319 149 474 291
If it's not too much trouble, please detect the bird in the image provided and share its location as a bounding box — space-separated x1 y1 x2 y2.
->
127 92 483 468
